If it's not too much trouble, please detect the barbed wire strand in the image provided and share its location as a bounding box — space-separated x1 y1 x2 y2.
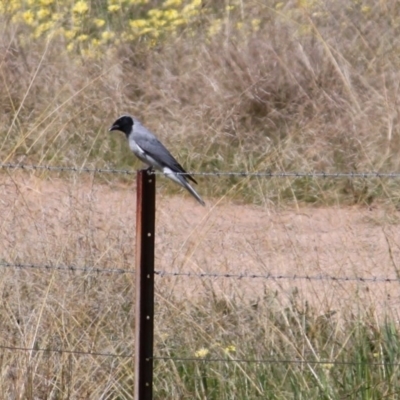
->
0 163 134 175
154 270 400 283
2 163 400 178
0 344 131 358
1 262 399 283
0 345 399 367
154 356 400 367
4 163 400 372
0 261 134 274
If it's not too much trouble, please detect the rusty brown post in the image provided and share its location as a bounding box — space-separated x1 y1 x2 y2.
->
134 169 156 400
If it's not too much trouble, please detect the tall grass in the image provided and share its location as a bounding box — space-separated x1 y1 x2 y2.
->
2 0 400 204
1 258 400 398
1 174 400 398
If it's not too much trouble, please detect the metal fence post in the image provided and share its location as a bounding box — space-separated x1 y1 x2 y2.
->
134 169 156 400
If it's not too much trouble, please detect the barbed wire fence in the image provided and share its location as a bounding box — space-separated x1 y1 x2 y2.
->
2 162 400 397
2 261 400 282
3 162 400 178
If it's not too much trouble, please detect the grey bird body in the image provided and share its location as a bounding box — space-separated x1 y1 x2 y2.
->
109 115 205 206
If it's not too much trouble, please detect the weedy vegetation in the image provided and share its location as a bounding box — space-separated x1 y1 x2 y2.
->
2 0 400 398
2 0 400 205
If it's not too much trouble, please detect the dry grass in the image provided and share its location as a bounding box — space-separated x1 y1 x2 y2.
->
2 1 400 398
2 1 400 205
1 173 400 398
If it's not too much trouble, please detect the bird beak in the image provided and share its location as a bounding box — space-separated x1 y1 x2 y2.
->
109 124 119 132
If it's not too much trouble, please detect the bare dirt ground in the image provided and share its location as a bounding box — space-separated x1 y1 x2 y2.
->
2 173 400 320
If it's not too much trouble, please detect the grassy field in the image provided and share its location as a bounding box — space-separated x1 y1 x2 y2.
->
2 0 400 205
2 0 400 398
2 175 400 399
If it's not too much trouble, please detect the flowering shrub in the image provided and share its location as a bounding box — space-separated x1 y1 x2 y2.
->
1 0 265 55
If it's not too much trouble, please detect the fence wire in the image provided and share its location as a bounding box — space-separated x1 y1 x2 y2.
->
0 163 135 175
155 270 400 283
0 344 130 358
0 344 398 367
153 356 400 367
3 161 400 378
0 261 134 275
2 162 400 178
1 262 399 283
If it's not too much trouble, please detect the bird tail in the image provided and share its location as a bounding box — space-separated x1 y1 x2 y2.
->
181 180 206 206
163 168 206 206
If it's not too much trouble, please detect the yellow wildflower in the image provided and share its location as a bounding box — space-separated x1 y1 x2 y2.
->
22 10 35 26
152 18 166 28
130 19 148 29
164 9 179 20
108 4 120 12
322 363 334 371
148 9 163 19
37 9 50 20
137 27 154 35
94 18 105 28
122 32 136 41
224 345 236 354
52 13 62 21
34 21 55 38
101 31 115 41
172 18 186 26
207 19 221 36
77 34 89 41
40 0 54 5
64 30 77 40
182 0 201 18
194 348 209 358
73 1 89 14
251 19 261 31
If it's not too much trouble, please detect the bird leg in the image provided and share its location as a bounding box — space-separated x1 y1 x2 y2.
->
145 166 155 175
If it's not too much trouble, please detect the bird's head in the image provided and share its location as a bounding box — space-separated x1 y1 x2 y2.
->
109 115 135 136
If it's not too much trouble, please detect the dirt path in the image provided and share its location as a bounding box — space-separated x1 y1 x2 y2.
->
2 173 400 319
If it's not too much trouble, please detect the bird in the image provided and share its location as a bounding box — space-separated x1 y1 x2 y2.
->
109 115 205 206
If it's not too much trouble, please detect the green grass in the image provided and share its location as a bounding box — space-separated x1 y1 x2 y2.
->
154 294 400 399
2 271 400 399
